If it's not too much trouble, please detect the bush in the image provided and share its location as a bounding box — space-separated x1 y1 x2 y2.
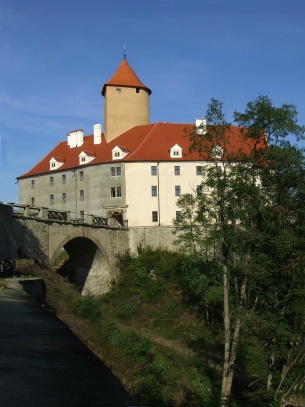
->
73 294 104 320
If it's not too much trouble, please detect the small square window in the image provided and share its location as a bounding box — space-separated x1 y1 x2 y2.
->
50 176 54 186
114 152 120 158
62 193 66 203
81 157 86 162
31 180 35 189
79 171 84 181
173 151 179 156
62 174 66 184
80 190 84 201
152 211 158 222
151 166 157 176
117 186 122 197
136 88 140 93
51 162 56 168
175 186 181 196
174 166 180 175
151 186 157 197
50 195 54 205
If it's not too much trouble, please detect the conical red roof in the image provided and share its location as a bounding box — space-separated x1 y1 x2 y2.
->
102 59 151 96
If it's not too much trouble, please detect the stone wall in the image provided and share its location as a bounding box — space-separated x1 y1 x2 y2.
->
128 226 177 254
0 204 49 263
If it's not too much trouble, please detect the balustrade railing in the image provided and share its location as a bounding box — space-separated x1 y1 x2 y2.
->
7 203 126 229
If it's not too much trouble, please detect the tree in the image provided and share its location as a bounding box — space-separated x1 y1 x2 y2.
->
174 97 305 406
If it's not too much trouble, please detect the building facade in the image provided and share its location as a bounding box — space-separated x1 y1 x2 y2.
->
17 58 248 229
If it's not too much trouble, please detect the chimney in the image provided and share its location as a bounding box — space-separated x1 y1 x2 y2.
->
67 129 84 148
195 119 206 135
94 124 102 144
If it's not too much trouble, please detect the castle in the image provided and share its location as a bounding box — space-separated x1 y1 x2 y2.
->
17 58 246 234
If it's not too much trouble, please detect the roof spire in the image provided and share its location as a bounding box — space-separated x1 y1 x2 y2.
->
123 42 126 60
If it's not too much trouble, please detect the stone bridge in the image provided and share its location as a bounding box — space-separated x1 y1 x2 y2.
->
0 203 177 295
0 203 129 295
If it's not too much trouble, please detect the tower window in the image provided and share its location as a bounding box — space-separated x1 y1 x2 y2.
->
62 193 66 203
50 176 54 186
80 190 84 201
50 195 54 205
136 88 140 93
31 180 35 189
62 174 66 184
79 171 84 181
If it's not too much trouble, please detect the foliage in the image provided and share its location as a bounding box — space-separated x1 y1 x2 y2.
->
174 96 305 406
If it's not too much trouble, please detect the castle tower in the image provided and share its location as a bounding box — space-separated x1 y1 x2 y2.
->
102 58 151 142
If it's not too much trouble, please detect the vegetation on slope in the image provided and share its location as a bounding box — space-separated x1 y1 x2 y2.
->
15 250 277 407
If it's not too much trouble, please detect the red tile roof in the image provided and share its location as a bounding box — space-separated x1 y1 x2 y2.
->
101 59 151 96
18 123 263 179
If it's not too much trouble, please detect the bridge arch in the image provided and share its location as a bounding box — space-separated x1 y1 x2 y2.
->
51 232 113 296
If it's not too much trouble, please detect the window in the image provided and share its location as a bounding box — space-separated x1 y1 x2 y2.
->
80 190 84 201
111 167 121 176
50 176 54 186
196 185 203 195
173 151 180 156
152 211 158 222
81 156 86 162
114 152 120 158
176 211 182 221
31 197 35 206
62 193 66 203
79 171 84 181
136 87 140 93
196 166 203 175
50 195 54 205
151 165 157 176
111 187 122 197
51 162 56 168
31 180 35 189
80 210 84 221
174 166 180 175
175 186 181 196
151 186 157 197
62 174 66 184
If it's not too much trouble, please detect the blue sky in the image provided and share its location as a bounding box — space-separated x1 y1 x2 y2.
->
1 0 305 203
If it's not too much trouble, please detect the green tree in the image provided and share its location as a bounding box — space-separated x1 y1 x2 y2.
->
174 97 305 406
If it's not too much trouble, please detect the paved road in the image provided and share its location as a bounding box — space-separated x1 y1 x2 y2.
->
0 280 134 407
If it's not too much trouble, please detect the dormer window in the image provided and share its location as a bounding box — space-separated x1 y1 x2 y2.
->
170 144 182 158
49 157 64 171
112 145 129 160
79 150 95 165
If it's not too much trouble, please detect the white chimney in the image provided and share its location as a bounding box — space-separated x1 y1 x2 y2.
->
94 124 102 144
195 118 206 135
68 129 84 148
